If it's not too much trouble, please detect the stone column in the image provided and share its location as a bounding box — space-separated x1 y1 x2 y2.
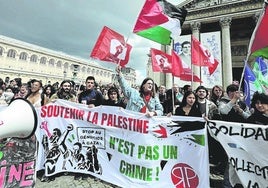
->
220 17 232 89
190 22 201 89
254 12 261 23
147 50 162 88
190 21 201 39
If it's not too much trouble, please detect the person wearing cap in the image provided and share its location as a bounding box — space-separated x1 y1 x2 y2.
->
195 85 225 179
218 84 251 123
247 92 268 125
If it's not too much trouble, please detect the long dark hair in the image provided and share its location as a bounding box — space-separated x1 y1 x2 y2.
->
210 85 224 102
57 80 74 100
251 92 268 110
180 91 198 107
108 87 120 100
43 84 55 98
139 77 156 98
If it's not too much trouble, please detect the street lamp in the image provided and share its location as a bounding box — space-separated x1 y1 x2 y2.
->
72 64 79 83
63 70 67 80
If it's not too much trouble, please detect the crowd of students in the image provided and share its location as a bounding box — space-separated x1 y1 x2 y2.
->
0 66 267 187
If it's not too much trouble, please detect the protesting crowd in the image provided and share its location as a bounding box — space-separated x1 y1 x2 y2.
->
0 63 267 188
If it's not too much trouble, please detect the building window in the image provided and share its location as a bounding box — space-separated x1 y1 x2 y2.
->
57 60 62 68
7 49 16 58
40 57 47 65
19 52 28 61
0 47 3 56
82 66 86 73
30 54 38 62
87 68 91 73
49 59 55 66
64 62 69 69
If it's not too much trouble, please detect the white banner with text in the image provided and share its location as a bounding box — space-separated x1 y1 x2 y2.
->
35 100 209 188
208 120 268 188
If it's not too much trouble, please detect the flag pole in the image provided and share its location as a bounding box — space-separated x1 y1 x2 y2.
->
170 39 176 114
75 67 85 100
190 35 194 88
113 30 132 84
239 0 267 92
238 51 251 95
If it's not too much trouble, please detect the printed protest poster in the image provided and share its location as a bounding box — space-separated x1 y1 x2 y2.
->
208 120 268 188
0 138 36 188
173 34 192 86
174 32 222 88
35 100 209 188
0 106 37 188
200 31 222 88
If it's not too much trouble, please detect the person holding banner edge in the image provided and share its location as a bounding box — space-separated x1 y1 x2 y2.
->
115 65 163 117
218 84 251 188
76 76 103 180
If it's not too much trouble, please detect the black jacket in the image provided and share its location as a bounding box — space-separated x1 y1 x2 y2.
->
247 111 268 125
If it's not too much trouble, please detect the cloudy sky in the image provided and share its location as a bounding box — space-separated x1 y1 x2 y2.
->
0 0 185 83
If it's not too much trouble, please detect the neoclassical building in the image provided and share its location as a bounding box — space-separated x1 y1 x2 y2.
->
147 0 263 89
0 35 136 87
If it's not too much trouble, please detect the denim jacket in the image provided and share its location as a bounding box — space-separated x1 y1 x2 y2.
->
117 75 163 116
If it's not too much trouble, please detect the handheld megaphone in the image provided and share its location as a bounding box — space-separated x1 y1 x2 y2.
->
0 98 37 139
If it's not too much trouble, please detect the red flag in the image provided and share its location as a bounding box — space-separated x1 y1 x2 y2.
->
151 48 172 73
191 35 219 75
90 26 132 67
171 50 182 77
248 2 268 59
172 50 202 82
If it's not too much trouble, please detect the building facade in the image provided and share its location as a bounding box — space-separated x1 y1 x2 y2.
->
0 35 113 86
147 0 263 90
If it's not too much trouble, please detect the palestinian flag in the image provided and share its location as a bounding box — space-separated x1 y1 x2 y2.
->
133 0 187 45
248 1 268 59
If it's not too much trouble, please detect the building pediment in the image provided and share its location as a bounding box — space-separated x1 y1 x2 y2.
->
179 0 221 9
179 0 259 9
178 0 263 24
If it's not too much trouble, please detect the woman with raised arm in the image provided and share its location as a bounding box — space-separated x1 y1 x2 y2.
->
116 65 163 117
